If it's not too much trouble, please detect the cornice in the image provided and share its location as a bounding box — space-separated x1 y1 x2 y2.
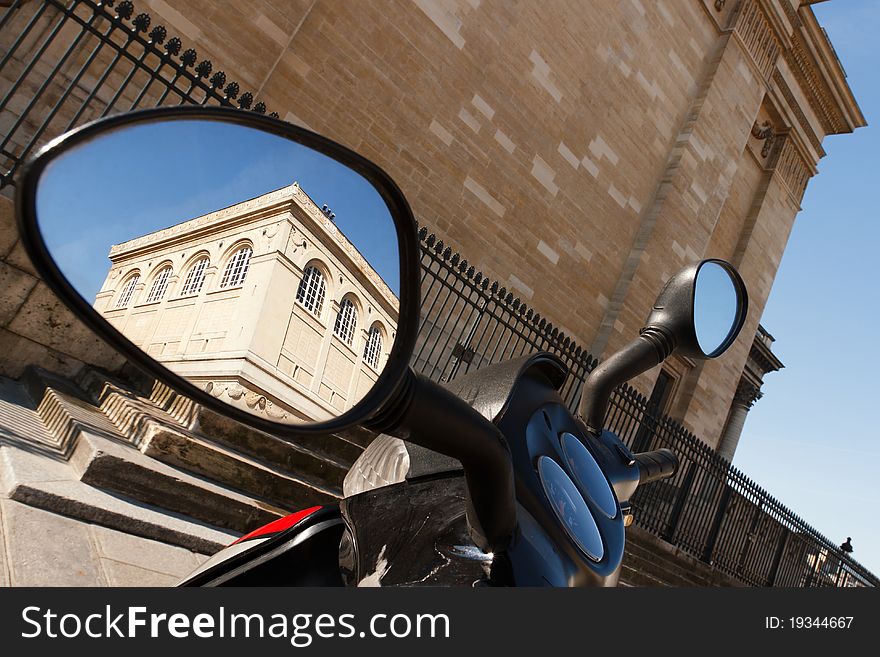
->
732 0 782 80
769 69 824 158
764 124 816 207
749 334 784 375
780 2 866 136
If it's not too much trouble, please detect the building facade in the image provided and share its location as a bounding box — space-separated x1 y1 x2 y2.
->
95 183 398 423
0 0 873 587
0 0 863 456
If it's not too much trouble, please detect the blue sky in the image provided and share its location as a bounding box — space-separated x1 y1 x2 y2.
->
35 119 400 300
734 1 880 575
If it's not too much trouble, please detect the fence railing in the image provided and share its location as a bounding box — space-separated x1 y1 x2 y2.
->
414 230 877 588
0 0 275 189
1 0 876 588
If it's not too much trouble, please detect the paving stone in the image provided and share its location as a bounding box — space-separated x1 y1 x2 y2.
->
0 261 37 328
0 197 17 258
0 498 107 586
92 523 201 578
100 559 181 587
3 240 38 277
6 282 124 370
0 328 85 380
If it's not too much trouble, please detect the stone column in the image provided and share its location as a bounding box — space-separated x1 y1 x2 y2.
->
717 379 762 462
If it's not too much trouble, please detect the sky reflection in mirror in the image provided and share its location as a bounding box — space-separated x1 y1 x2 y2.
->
35 119 399 300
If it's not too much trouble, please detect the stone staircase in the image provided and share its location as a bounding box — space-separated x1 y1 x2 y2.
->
0 364 367 555
0 364 747 585
619 525 744 587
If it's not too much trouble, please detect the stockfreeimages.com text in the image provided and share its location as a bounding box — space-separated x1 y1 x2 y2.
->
21 605 451 646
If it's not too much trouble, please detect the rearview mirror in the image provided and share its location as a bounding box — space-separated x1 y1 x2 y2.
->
17 107 420 436
579 258 748 434
644 258 747 360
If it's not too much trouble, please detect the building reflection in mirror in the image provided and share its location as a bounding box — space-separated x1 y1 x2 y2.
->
93 181 399 424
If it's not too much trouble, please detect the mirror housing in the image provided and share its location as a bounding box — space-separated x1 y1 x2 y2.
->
578 259 748 435
642 259 747 361
16 106 422 438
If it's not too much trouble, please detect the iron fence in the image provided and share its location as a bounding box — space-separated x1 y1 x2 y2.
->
0 0 275 189
1 0 876 588
415 231 878 587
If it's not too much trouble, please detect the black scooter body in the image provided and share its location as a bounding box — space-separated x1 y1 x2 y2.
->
179 506 346 587
342 354 638 586
181 353 640 587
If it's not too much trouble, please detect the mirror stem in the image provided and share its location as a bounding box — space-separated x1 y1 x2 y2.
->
367 367 517 554
577 328 673 434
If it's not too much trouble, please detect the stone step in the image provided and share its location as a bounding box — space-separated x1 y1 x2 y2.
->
623 538 713 586
621 547 707 587
626 538 717 586
0 444 237 554
618 563 671 588
193 407 356 485
70 428 287 533
0 375 57 450
149 381 371 465
22 367 128 454
626 542 700 581
20 367 338 519
140 422 342 512
623 525 744 586
336 424 378 450
21 366 92 406
109 376 363 488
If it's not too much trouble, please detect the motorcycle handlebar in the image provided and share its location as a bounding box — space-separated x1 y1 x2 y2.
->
369 369 517 554
634 448 679 485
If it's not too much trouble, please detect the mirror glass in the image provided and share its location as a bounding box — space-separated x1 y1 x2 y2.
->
34 118 400 425
693 261 739 356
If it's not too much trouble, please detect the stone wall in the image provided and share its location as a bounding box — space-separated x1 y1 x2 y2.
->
0 1 864 448
0 0 852 447
0 0 865 588
0 195 127 379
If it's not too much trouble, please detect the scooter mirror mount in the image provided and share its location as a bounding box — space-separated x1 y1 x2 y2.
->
578 259 748 435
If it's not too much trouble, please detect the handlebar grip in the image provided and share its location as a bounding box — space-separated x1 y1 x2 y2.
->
634 448 679 485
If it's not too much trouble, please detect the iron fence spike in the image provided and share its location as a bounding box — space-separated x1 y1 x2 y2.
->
181 48 198 68
116 0 134 20
165 36 182 56
132 12 150 32
148 25 166 43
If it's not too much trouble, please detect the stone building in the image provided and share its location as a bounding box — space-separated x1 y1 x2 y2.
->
0 0 868 585
94 182 398 424
0 0 864 453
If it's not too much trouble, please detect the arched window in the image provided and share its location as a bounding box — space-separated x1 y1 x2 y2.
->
115 273 140 309
180 256 209 296
220 245 252 288
333 298 358 345
145 266 172 303
364 325 383 369
296 265 326 316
